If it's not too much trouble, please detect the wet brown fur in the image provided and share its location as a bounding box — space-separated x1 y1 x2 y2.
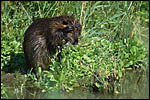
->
23 15 82 73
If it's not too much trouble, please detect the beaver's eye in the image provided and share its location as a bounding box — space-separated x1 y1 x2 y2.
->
62 21 68 25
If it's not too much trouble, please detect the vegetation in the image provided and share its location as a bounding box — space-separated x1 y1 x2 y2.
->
1 1 149 99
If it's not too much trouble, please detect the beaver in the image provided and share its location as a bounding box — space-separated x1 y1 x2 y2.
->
23 15 82 73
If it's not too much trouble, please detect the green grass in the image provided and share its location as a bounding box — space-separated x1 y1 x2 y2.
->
1 1 149 98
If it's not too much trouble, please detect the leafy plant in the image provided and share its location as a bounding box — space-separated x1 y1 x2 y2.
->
1 1 149 98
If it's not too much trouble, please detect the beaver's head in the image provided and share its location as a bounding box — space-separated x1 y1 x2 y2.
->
50 16 82 46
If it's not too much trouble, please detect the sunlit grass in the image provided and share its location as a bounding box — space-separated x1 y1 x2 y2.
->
1 1 149 98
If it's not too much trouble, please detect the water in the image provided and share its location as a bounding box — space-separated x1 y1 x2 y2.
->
30 69 149 99
2 68 148 99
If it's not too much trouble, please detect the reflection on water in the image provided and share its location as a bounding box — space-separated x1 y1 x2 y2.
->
23 68 149 99
117 69 149 99
2 68 149 99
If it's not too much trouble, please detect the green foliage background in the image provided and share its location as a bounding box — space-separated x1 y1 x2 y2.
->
1 1 149 98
